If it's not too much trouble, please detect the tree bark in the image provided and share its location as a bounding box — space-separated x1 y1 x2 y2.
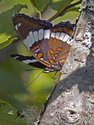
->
37 0 94 124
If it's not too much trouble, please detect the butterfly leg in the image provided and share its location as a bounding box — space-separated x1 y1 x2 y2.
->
44 67 55 73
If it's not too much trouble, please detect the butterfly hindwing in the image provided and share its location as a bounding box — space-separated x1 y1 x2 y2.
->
45 21 75 70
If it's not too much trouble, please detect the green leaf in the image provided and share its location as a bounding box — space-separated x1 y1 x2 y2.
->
53 11 79 24
30 0 51 13
48 0 80 22
64 0 80 14
51 0 72 11
0 4 27 49
3 96 27 111
28 70 55 108
65 7 80 13
0 4 27 35
0 99 26 125
0 68 27 94
0 34 17 49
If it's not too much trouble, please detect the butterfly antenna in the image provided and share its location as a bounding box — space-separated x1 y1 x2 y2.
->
51 71 59 80
26 70 43 88
52 71 58 79
45 71 57 80
25 68 40 71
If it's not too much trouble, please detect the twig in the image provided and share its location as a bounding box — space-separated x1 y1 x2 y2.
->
48 1 81 22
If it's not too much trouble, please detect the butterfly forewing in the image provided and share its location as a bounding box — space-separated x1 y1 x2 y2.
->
13 14 53 68
13 14 52 48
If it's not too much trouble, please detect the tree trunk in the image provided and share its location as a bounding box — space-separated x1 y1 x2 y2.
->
37 0 94 124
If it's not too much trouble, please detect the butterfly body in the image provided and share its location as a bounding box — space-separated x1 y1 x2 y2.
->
12 14 75 72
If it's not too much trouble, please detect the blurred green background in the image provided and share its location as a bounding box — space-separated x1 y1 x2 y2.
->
0 0 80 124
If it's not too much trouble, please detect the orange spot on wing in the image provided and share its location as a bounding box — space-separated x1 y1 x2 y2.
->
58 50 70 64
54 53 59 58
56 47 63 52
59 59 66 64
48 49 54 58
37 52 43 59
49 49 54 54
48 58 54 64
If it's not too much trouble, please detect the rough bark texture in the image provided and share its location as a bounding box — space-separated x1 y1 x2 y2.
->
37 0 94 124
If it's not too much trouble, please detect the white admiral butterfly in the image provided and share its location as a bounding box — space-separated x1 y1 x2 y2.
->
11 14 75 72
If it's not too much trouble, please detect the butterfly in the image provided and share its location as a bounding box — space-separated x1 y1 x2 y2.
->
11 14 75 72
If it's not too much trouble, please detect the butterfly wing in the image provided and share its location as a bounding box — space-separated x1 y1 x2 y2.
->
13 14 75 72
13 14 53 68
46 22 75 70
11 54 46 69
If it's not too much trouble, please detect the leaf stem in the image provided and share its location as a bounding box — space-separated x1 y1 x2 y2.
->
48 1 81 22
